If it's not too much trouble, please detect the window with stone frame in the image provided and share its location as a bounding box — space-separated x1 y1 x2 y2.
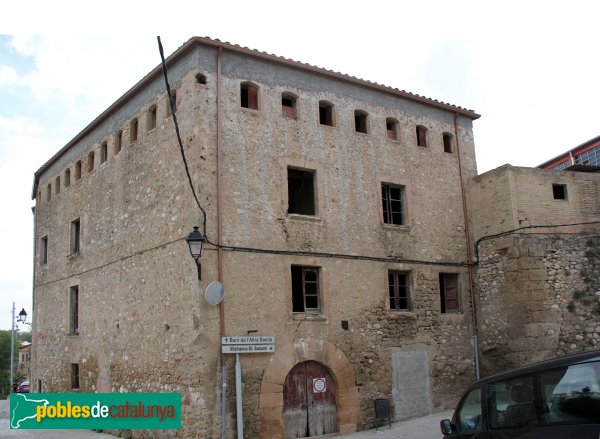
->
240 83 258 110
381 183 404 225
288 167 316 216
389 271 410 311
440 273 459 313
291 266 321 313
40 236 48 265
416 125 428 147
70 218 81 255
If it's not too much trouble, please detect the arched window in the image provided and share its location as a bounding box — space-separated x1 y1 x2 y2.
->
416 125 428 147
87 151 95 172
55 176 60 194
75 161 82 180
196 72 207 84
114 131 122 154
130 118 138 143
354 110 369 134
281 92 297 118
318 101 334 126
100 141 108 163
148 105 157 131
64 168 71 188
386 118 399 141
241 82 259 110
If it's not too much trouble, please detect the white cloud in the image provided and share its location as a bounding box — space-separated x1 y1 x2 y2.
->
0 65 18 86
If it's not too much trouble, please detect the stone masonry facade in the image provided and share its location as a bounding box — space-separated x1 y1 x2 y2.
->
31 38 481 438
470 165 600 377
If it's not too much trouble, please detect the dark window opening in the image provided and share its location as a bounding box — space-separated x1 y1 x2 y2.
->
389 271 410 311
87 151 95 172
288 168 316 216
130 119 138 143
440 273 459 313
196 73 207 84
382 183 404 225
291 266 320 313
282 93 297 118
70 218 81 255
64 169 71 188
148 105 157 131
443 133 453 153
71 363 80 389
70 285 79 335
319 101 334 126
41 236 48 265
75 161 82 180
241 83 258 110
416 125 427 147
46 184 51 202
100 142 108 163
354 110 368 134
386 118 398 140
55 176 60 195
167 90 177 115
553 184 567 200
114 131 122 154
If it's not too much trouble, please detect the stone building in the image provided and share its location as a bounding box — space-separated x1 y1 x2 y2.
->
469 164 600 376
31 37 481 438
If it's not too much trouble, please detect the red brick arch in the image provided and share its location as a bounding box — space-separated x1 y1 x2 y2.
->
259 340 361 439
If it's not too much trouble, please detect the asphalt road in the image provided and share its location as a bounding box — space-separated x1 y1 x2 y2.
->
1 397 451 438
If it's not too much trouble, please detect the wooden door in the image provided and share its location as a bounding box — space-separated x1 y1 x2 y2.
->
283 361 337 438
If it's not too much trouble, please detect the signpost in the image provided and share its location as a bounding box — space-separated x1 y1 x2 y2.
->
222 336 275 438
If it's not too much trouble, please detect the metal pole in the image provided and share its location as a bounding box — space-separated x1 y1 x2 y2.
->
235 353 243 439
221 364 228 439
10 302 15 394
473 335 480 380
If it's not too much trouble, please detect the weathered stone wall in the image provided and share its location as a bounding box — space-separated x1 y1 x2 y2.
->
32 39 479 438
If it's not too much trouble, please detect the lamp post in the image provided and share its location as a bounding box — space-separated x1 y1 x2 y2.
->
186 226 205 280
10 304 27 393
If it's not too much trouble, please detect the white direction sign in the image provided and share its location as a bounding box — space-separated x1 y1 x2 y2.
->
222 344 275 354
222 336 275 345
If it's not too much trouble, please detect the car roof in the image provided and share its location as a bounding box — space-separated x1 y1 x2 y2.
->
472 350 600 388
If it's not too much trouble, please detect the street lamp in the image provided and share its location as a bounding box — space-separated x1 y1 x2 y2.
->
186 226 205 280
10 303 28 394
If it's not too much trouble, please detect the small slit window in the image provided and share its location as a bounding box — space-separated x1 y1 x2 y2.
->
148 105 157 131
100 142 107 163
553 184 567 200
241 83 258 110
319 101 334 126
167 90 177 116
130 118 138 143
70 218 81 255
443 132 454 153
55 176 60 195
282 93 297 118
46 184 51 201
354 110 368 134
87 151 95 172
386 118 399 141
75 161 82 180
114 131 122 154
64 168 71 188
416 125 428 147
40 236 48 265
71 363 80 389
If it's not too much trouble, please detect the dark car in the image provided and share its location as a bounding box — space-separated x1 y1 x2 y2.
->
441 350 600 438
16 380 29 393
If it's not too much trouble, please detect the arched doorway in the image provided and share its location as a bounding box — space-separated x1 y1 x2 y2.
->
283 360 337 438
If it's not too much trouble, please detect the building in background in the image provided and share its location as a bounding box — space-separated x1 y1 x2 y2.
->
539 134 600 170
30 37 480 438
17 342 31 381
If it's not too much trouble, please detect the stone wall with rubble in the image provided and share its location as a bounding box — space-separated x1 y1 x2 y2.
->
470 165 600 377
31 39 480 438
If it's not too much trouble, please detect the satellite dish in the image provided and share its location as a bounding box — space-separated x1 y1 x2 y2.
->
205 281 225 305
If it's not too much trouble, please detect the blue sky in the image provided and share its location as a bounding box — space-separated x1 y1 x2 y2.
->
1 0 600 329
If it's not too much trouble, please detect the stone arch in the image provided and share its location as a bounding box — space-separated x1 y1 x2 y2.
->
259 339 361 439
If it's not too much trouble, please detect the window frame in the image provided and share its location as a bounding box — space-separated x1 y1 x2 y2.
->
388 270 411 312
64 168 71 188
440 273 460 313
70 218 81 255
386 117 399 141
281 92 297 118
354 110 369 134
130 118 139 143
69 285 79 335
443 132 454 153
71 363 80 389
416 125 428 147
87 151 95 172
291 265 321 314
287 167 317 216
318 101 335 127
40 236 48 265
381 183 405 226
552 184 567 200
148 105 157 131
240 82 259 110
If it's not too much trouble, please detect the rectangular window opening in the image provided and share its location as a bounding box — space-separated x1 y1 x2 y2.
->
416 126 427 147
443 133 453 153
241 84 258 110
354 112 368 134
75 161 82 180
70 218 81 255
552 184 567 200
148 106 157 131
115 131 122 154
287 168 316 216
386 120 398 140
440 273 459 313
41 236 48 265
389 271 410 311
130 119 138 143
382 183 404 225
71 363 80 389
282 95 297 118
70 285 79 335
319 103 333 126
291 266 321 313
100 142 107 163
